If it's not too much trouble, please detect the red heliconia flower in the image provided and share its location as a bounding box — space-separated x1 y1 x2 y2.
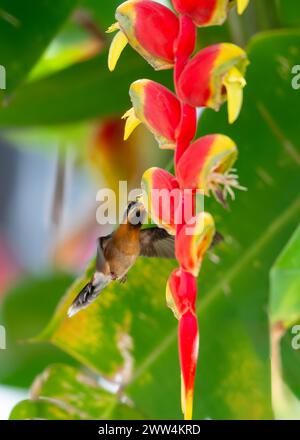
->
166 268 197 319
123 80 182 149
176 134 245 206
142 167 180 235
107 0 179 71
179 310 199 420
172 0 250 27
177 43 249 123
175 212 215 276
166 269 199 419
108 0 249 422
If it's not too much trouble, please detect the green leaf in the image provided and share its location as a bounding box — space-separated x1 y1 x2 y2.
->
0 274 79 388
270 225 300 327
0 0 78 97
277 0 300 28
80 0 121 30
10 364 144 420
0 48 172 126
268 224 300 419
24 30 300 420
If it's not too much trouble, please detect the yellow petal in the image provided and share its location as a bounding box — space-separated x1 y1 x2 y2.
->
106 22 120 34
108 30 128 72
223 67 246 124
122 108 141 140
237 0 250 15
184 390 194 420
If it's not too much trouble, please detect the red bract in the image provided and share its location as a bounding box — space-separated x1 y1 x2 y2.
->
167 269 197 319
179 310 199 420
108 0 179 71
176 134 243 206
142 167 180 235
172 0 250 27
109 0 248 420
177 43 248 123
175 213 215 276
124 80 182 149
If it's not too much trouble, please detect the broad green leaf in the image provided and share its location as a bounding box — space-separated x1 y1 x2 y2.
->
0 275 78 388
0 0 78 97
268 225 300 419
281 329 300 399
37 259 177 380
0 49 172 126
270 225 300 327
10 399 74 420
10 364 144 420
29 22 101 81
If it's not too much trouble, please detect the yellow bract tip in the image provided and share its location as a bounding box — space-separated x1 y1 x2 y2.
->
108 30 128 72
237 0 250 15
106 22 120 34
122 108 141 140
223 67 246 124
184 390 194 421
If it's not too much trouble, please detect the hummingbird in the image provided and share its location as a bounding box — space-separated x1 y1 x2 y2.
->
68 201 222 317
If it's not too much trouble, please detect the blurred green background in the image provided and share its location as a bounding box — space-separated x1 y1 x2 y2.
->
1 0 300 420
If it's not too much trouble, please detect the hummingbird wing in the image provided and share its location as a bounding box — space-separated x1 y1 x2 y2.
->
96 235 112 272
139 228 224 259
139 228 175 258
68 236 112 317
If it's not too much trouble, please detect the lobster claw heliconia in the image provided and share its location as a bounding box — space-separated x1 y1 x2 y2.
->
123 80 182 149
166 269 199 420
177 43 249 124
176 134 245 206
175 212 216 277
171 0 250 26
142 167 180 235
107 0 179 71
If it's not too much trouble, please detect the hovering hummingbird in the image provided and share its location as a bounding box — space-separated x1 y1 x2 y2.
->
68 201 222 317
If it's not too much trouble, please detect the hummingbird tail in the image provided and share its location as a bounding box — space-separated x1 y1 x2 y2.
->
67 275 110 318
67 282 93 317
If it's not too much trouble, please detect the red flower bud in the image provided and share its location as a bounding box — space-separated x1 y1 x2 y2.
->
177 43 249 123
108 0 179 71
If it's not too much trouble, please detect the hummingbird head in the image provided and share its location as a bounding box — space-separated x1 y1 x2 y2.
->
126 201 146 226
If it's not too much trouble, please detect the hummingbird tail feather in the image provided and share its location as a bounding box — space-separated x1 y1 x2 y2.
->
67 275 110 318
67 282 93 317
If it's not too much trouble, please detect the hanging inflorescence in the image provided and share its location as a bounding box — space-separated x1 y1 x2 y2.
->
108 0 250 420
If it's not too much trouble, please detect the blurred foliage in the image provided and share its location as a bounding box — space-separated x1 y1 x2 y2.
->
0 50 172 126
268 225 300 419
0 0 78 97
1 0 300 421
270 225 300 327
0 275 79 388
10 364 144 420
277 0 300 28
